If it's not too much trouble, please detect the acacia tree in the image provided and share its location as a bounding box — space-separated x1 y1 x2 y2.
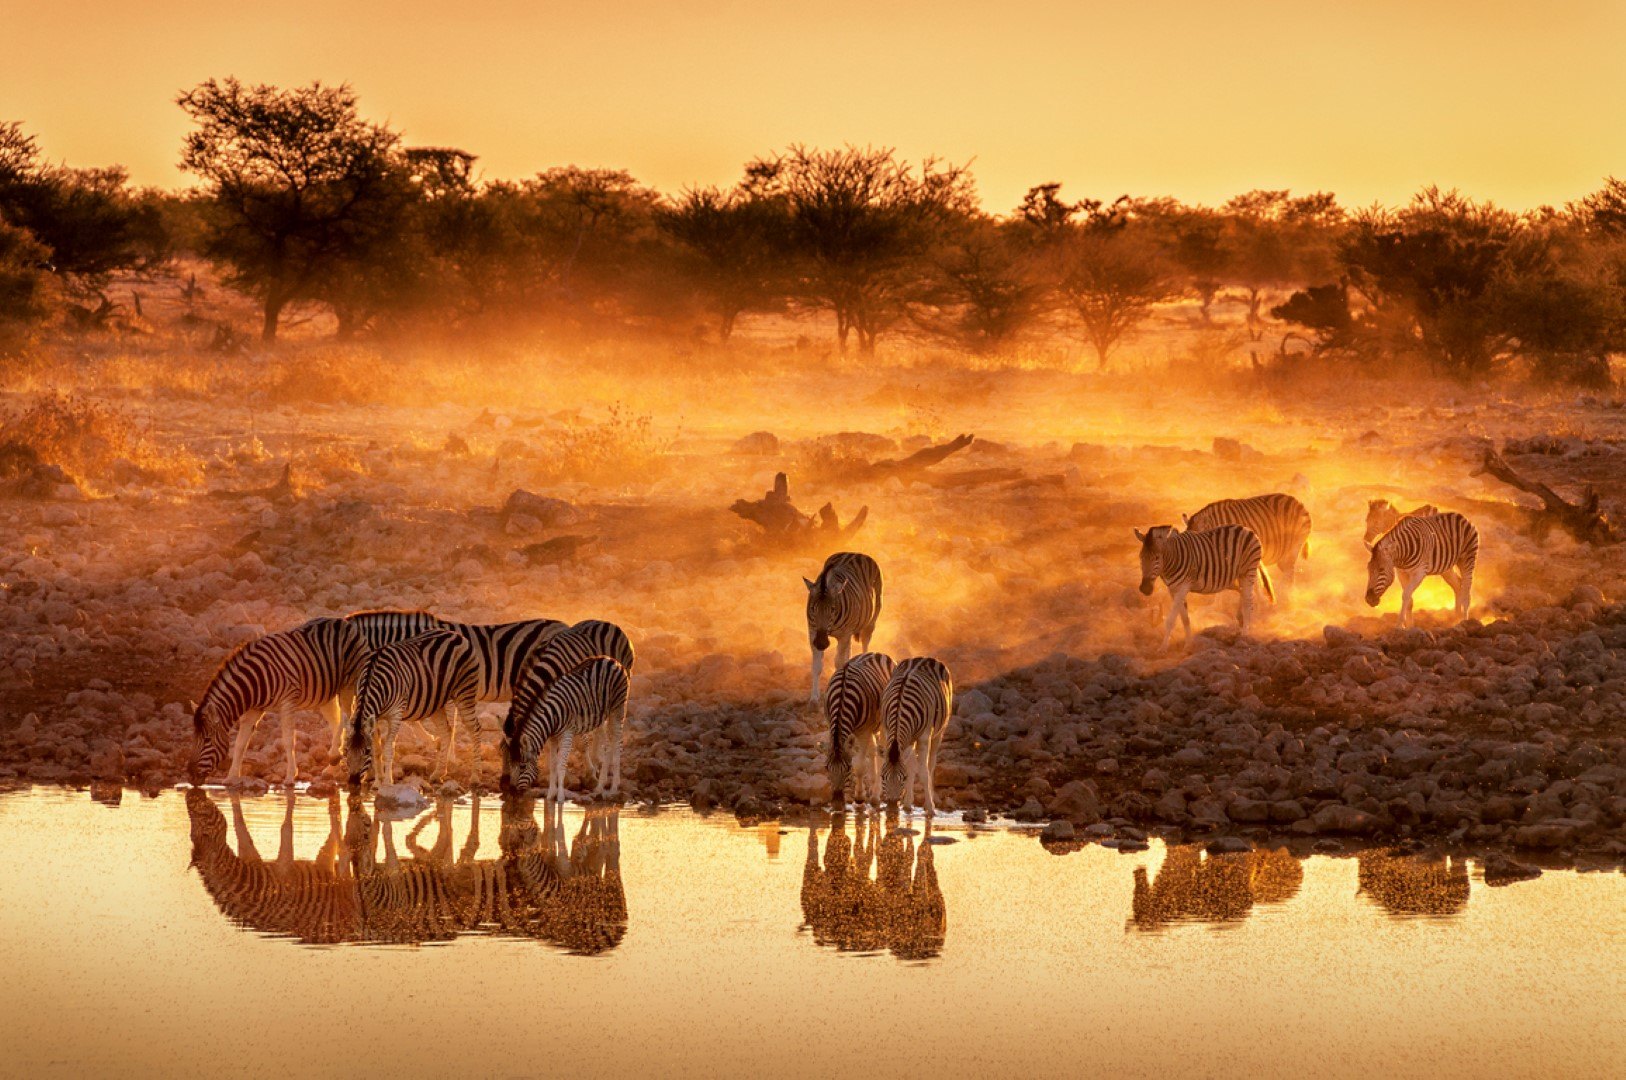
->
0 121 168 306
745 145 975 354
1221 190 1343 357
655 185 787 341
911 215 1049 353
1020 186 1179 370
177 79 402 341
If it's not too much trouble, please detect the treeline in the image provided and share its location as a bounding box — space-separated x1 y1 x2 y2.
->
5 78 1626 385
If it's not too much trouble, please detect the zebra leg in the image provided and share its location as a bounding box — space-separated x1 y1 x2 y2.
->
333 685 356 761
1276 557 1295 603
556 732 575 802
809 644 826 704
925 727 945 817
1397 575 1421 628
228 708 263 780
1159 587 1188 650
1239 575 1256 634
1440 567 1467 621
321 697 344 766
1457 566 1474 621
279 704 298 785
835 635 853 671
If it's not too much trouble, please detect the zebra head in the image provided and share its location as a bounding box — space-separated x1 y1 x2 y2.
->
189 698 231 782
1365 541 1396 606
344 713 373 786
881 740 906 805
826 741 852 804
1365 499 1400 546
805 576 841 650
504 738 540 794
1135 526 1175 595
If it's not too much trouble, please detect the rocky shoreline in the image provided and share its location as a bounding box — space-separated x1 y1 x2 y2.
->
4 596 1622 869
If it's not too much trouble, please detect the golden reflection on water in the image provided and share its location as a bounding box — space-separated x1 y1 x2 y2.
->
0 789 1623 1079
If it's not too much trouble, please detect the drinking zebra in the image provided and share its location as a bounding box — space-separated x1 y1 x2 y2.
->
825 652 895 806
1183 493 1312 598
1136 523 1274 649
504 656 630 801
338 608 452 757
507 619 635 788
880 657 953 816
346 629 480 786
1364 511 1479 627
423 617 569 767
1363 499 1438 546
804 552 883 703
190 616 366 784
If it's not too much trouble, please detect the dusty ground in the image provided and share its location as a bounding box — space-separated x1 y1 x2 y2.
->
2 328 1623 865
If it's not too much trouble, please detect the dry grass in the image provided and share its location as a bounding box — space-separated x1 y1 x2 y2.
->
0 391 204 488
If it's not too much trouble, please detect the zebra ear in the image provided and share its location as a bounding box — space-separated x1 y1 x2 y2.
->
1180 514 1190 527
1363 539 1375 552
1133 528 1145 542
188 699 199 713
803 577 816 592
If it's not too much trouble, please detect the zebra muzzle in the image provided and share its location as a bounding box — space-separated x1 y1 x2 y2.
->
1138 578 1155 597
812 631 829 651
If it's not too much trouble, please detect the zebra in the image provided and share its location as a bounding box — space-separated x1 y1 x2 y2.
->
1183 493 1312 598
336 609 452 758
190 616 366 784
1364 511 1478 627
507 619 635 789
1136 523 1274 649
804 552 883 703
880 657 953 816
346 630 480 786
1364 499 1439 546
504 656 630 802
416 618 568 768
825 652 895 806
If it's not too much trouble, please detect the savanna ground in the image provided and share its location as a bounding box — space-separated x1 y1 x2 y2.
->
3 269 1624 871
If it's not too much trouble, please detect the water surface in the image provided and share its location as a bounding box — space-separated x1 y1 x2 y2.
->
0 788 1621 1079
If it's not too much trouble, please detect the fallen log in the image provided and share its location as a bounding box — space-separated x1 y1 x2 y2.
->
207 462 296 503
731 472 868 544
1471 447 1617 544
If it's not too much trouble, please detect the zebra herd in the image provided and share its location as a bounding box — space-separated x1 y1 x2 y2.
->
189 611 634 797
1134 492 1480 647
189 492 1480 814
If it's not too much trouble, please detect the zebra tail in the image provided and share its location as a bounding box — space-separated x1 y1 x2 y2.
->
1259 565 1276 604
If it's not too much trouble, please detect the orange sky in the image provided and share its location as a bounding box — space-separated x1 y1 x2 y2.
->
6 1 1625 212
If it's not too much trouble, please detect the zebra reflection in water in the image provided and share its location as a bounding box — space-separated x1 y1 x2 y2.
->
185 790 625 952
800 809 945 960
1129 845 1304 931
1356 848 1470 919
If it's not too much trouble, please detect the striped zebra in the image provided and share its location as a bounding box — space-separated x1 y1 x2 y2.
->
1136 523 1274 649
825 652 895 806
337 609 452 757
804 552 883 703
507 619 635 789
880 657 953 815
1183 493 1312 597
1364 499 1438 546
504 656 630 801
1364 511 1478 627
346 630 480 786
190 616 366 784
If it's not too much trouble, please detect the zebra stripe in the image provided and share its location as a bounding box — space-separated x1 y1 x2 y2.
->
1365 511 1478 626
190 616 366 783
804 551 884 703
1364 500 1439 546
447 619 569 703
508 619 636 736
347 630 480 785
1185 493 1312 593
880 657 953 815
505 656 630 801
825 652 895 805
344 609 450 650
1137 523 1274 648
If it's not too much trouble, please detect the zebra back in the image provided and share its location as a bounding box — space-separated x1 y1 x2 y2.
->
344 609 450 651
1373 511 1478 576
805 552 883 648
449 619 569 703
507 620 634 733
826 652 895 781
1140 523 1267 597
881 657 953 755
1364 500 1439 546
507 657 631 788
349 630 479 776
191 617 365 778
1185 493 1312 566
